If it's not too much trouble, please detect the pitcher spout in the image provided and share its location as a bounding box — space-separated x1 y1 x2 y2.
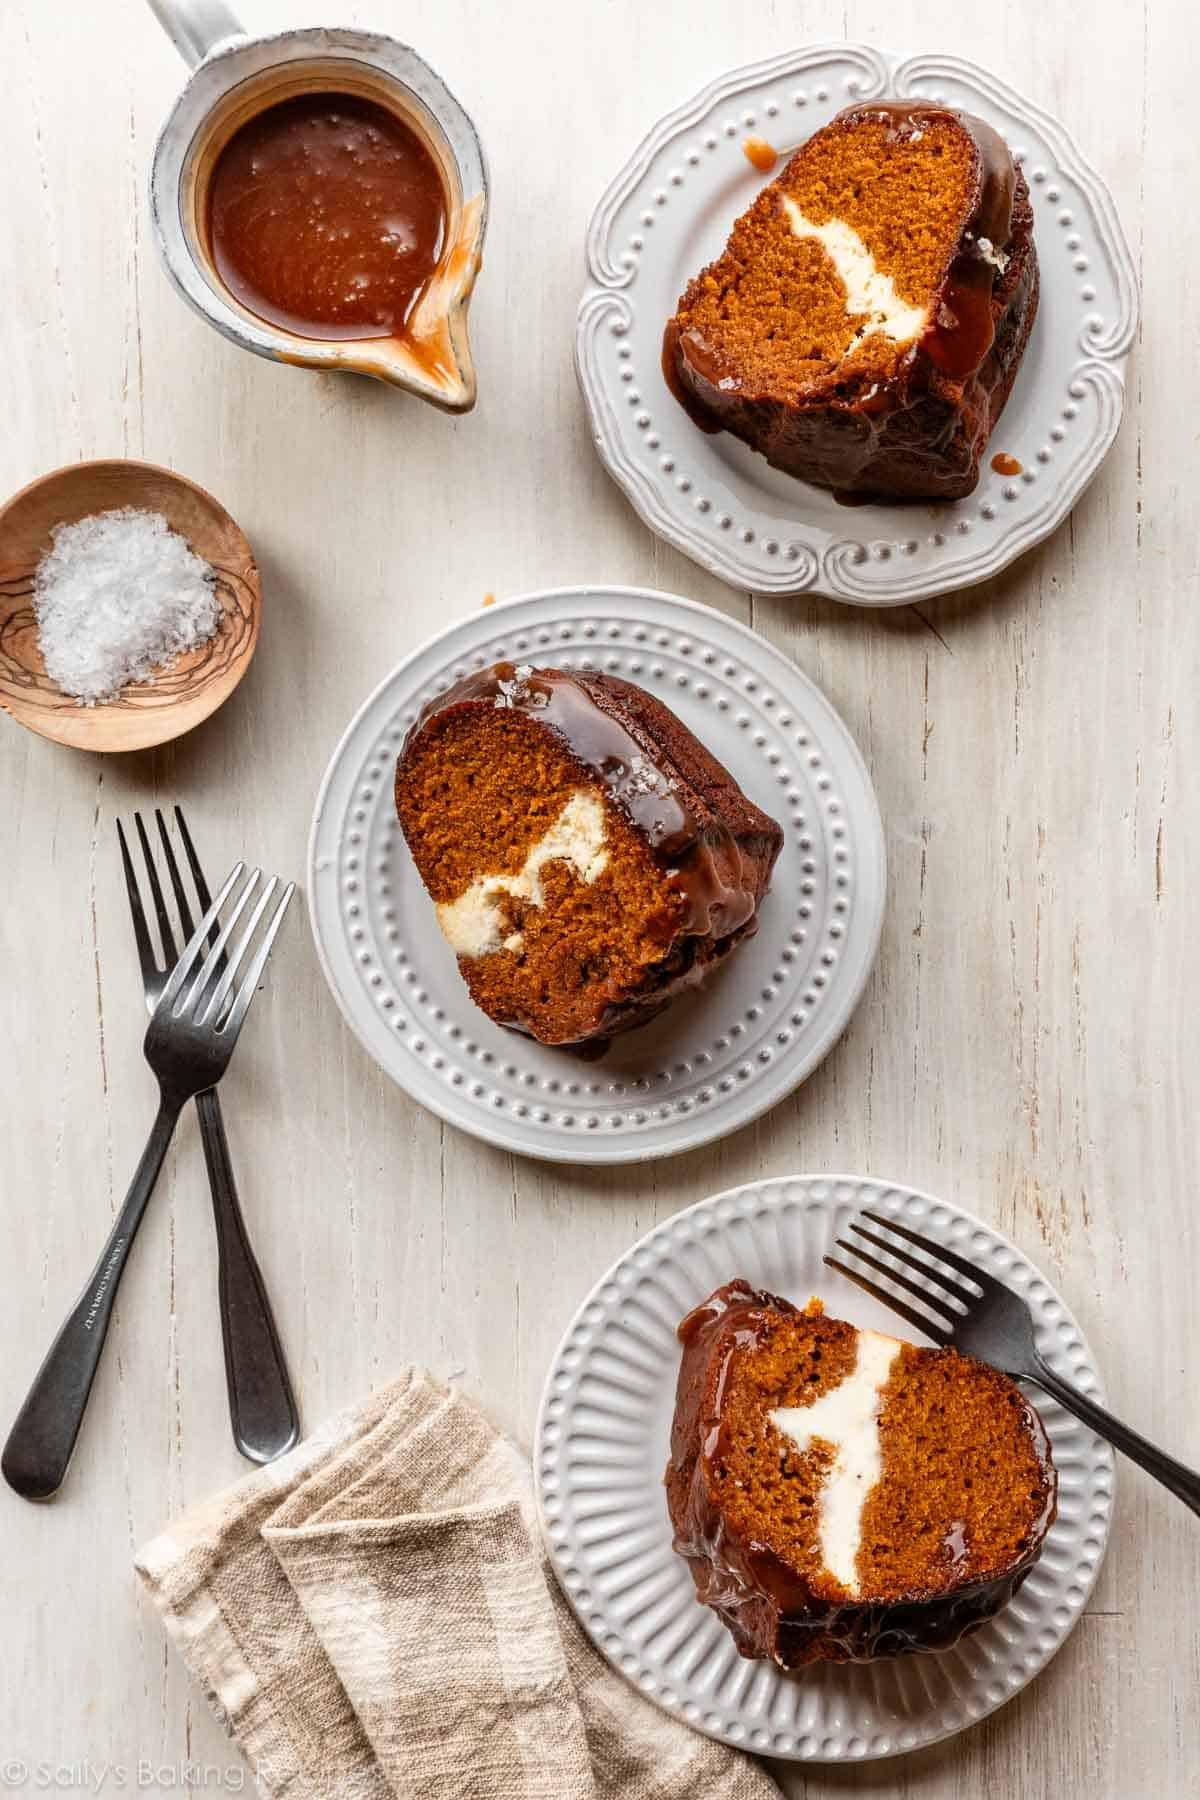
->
350 192 485 412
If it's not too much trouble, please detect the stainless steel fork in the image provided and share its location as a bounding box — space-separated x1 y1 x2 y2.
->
117 808 299 1468
2 862 294 1500
827 1208 1200 1518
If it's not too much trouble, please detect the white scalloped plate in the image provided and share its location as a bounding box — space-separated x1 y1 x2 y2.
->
536 1175 1114 1760
577 45 1137 604
308 588 885 1164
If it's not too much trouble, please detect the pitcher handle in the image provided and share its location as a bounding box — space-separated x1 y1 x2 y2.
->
145 0 245 68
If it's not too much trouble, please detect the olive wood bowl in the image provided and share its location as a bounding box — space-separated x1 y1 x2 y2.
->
0 458 260 753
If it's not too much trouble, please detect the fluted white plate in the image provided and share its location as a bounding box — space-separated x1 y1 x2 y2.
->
577 44 1136 604
536 1175 1114 1760
308 588 885 1164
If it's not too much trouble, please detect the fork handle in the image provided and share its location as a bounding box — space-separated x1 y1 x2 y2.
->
195 1087 299 1464
2 1094 183 1500
1031 1356 1200 1518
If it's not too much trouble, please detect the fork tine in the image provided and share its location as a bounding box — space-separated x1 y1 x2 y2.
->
835 1236 963 1324
154 808 195 942
823 1256 952 1347
861 1209 997 1290
116 818 157 978
199 876 279 1025
175 805 224 966
178 870 262 1017
158 862 246 1013
174 806 213 911
218 883 295 1042
848 1222 973 1308
134 811 177 968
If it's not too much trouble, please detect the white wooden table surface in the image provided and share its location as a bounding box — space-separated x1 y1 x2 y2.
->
1 0 1195 1793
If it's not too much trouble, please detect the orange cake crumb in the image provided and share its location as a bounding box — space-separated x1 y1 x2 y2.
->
710 1307 1049 1600
395 665 783 1047
668 1282 1056 1665
397 705 685 1043
691 113 975 400
663 102 1039 500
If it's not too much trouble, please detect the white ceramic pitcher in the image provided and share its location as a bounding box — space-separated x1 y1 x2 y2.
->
146 1 488 411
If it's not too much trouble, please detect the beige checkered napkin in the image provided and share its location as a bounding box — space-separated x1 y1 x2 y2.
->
135 1370 781 1800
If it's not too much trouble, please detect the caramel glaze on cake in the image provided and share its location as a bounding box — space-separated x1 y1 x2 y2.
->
662 102 1038 501
395 666 783 1048
667 1281 1057 1667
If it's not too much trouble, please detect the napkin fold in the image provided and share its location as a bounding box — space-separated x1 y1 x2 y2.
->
135 1370 781 1800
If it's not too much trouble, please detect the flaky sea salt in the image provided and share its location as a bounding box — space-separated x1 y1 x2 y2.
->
973 235 1010 273
494 663 547 709
621 752 677 798
32 507 220 705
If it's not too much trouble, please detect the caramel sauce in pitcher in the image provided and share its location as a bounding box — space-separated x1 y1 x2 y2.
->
207 93 446 341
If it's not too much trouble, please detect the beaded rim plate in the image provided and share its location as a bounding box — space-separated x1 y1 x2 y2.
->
308 587 885 1164
576 44 1137 604
535 1174 1115 1760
